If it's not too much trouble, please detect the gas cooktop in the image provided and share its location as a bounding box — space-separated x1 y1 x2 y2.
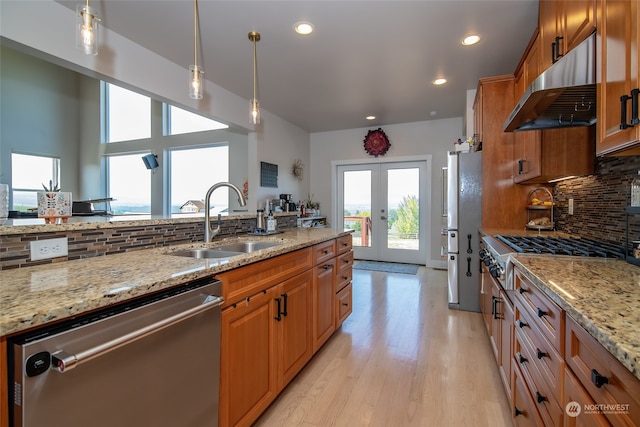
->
495 235 625 259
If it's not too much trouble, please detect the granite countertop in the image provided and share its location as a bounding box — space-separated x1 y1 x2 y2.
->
510 255 640 381
0 228 349 337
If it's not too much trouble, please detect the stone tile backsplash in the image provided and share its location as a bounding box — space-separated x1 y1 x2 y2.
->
0 215 297 270
554 155 640 250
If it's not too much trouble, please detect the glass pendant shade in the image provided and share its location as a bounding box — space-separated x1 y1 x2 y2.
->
250 98 260 124
189 65 204 99
76 3 99 55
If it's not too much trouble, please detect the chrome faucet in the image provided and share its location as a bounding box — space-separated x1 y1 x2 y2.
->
204 182 247 242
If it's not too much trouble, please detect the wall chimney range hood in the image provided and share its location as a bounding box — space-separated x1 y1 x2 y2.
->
504 33 596 132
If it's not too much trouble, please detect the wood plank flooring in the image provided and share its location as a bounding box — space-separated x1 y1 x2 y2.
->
254 266 513 427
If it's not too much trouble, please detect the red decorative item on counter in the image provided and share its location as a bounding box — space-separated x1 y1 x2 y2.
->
363 128 391 157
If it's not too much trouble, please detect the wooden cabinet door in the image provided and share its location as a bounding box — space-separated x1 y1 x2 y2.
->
596 0 640 155
480 263 493 337
563 368 611 427
220 288 278 427
336 282 352 327
500 290 514 402
277 271 313 390
562 0 596 53
539 0 562 70
539 0 596 71
513 363 545 427
489 277 501 361
313 260 336 352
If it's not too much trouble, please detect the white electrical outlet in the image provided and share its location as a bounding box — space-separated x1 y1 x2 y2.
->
568 198 574 215
30 237 68 261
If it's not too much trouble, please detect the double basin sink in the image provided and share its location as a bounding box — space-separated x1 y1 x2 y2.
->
169 241 281 259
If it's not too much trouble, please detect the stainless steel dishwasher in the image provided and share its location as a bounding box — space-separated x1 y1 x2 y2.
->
8 277 224 427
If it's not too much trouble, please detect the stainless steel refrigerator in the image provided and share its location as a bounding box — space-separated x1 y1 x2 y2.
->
446 150 482 312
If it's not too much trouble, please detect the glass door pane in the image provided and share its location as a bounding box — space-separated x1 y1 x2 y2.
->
343 170 372 248
386 167 419 251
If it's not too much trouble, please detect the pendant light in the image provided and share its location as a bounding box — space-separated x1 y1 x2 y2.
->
248 31 261 124
76 0 100 55
189 0 204 99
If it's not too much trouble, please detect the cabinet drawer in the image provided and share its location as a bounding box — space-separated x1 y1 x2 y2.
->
336 282 352 326
514 298 564 403
514 329 564 427
218 247 312 308
337 250 353 272
336 264 352 293
513 362 545 427
565 316 640 427
514 267 564 353
564 367 612 427
313 240 336 265
336 234 353 254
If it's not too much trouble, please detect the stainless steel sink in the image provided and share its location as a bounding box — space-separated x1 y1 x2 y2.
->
170 249 245 259
169 241 280 259
214 241 280 253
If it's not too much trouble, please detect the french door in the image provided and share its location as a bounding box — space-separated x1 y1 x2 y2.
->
336 160 428 264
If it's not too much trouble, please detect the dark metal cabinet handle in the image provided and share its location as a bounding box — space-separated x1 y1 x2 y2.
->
621 94 631 130
514 407 524 417
536 348 548 359
552 36 564 63
551 41 557 63
274 298 282 321
591 369 609 388
466 257 472 277
518 159 526 175
536 307 547 318
323 264 333 270
467 234 473 254
517 353 527 364
492 296 500 320
281 293 288 317
631 88 639 125
342 302 349 307
518 287 528 295
536 391 547 404
517 320 527 329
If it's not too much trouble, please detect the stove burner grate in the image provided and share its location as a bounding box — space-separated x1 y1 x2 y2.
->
495 235 625 259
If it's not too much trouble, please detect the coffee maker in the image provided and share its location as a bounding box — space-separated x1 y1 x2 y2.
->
279 194 296 212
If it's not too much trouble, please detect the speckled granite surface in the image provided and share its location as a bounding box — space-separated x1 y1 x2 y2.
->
0 228 348 337
510 255 640 381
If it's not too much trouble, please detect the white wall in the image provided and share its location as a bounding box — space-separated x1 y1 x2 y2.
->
310 117 463 267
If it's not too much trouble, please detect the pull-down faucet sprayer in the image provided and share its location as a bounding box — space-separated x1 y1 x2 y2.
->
204 182 247 242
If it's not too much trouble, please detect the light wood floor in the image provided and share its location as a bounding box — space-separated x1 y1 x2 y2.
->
254 266 513 427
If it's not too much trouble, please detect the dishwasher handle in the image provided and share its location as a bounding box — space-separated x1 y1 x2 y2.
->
51 295 224 373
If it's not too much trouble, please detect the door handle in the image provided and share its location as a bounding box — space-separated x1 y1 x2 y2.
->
381 216 387 220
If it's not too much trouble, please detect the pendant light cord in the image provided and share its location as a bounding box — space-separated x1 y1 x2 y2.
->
253 38 257 100
193 0 198 68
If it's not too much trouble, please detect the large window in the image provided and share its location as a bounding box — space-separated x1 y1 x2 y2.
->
166 105 228 135
170 145 229 214
11 153 60 210
105 83 151 143
107 154 151 214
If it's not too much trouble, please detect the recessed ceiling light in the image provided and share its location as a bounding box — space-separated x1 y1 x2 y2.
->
430 111 438 116
462 35 480 46
366 115 376 120
433 78 447 85
294 22 314 35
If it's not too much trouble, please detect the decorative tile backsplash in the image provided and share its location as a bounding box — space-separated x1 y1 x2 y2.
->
554 155 640 249
0 215 298 270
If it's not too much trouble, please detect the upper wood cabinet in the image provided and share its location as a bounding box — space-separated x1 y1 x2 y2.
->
595 0 640 156
538 0 596 70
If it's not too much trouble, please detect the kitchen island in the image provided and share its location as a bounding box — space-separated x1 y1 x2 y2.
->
0 227 349 337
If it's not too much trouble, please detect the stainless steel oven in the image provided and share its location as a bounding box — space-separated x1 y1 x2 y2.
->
8 277 224 427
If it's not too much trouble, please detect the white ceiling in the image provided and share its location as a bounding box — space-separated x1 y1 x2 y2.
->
58 0 538 133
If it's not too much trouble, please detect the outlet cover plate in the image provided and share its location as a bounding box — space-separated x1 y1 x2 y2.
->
30 237 69 261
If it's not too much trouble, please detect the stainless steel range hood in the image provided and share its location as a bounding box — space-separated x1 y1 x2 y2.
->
504 33 596 132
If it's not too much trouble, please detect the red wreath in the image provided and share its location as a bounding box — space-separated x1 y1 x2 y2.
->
363 128 391 157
